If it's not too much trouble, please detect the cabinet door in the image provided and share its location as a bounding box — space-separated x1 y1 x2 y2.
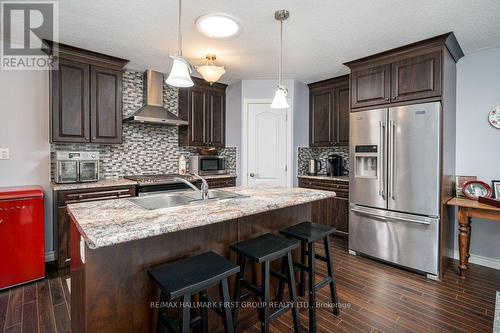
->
331 197 349 235
351 64 390 108
57 207 71 268
391 51 442 102
310 88 334 147
90 66 123 143
337 85 350 145
207 88 225 147
189 87 208 146
51 59 90 143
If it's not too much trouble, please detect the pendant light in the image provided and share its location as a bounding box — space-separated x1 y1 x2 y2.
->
271 10 290 109
196 54 226 84
166 0 194 87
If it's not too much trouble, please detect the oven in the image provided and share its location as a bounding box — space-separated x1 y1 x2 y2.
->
189 155 226 175
55 151 99 184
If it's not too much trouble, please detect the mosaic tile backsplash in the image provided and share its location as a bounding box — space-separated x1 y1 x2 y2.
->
297 146 349 176
51 70 236 179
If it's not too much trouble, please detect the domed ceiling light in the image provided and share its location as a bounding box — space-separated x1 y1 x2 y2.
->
270 9 290 109
196 13 241 39
196 55 226 84
166 0 194 88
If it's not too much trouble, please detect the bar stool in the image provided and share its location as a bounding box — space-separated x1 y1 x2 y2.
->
230 233 302 333
279 222 339 333
148 251 240 333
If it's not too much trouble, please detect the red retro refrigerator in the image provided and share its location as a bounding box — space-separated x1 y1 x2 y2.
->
0 186 45 289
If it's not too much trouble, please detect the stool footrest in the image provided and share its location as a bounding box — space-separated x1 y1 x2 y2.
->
293 261 309 271
315 276 332 290
269 303 293 321
241 280 262 296
304 251 328 262
270 269 288 281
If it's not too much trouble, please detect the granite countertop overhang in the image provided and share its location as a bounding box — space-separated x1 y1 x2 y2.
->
67 186 335 249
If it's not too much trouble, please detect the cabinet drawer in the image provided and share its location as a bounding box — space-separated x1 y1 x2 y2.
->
299 178 349 198
58 186 136 205
198 177 236 189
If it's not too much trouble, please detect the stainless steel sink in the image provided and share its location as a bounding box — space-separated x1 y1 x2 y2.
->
182 189 246 201
128 194 192 210
127 190 247 210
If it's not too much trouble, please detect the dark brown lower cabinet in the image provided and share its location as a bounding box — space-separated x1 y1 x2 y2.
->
54 185 136 268
299 177 349 237
197 176 236 189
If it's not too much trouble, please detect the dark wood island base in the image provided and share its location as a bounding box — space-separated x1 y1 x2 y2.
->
70 202 315 333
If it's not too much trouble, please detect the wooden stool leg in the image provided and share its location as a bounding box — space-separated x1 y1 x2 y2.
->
219 278 235 333
180 295 191 333
307 242 316 333
458 208 471 278
286 252 302 333
324 236 339 316
157 291 165 333
199 290 208 333
299 241 306 297
274 256 286 302
232 255 246 326
260 261 270 333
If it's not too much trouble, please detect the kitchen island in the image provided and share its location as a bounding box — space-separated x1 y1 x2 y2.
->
67 186 335 333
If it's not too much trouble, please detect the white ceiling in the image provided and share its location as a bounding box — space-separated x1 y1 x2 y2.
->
58 0 500 83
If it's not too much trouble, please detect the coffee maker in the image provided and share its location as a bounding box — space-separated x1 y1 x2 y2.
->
326 154 345 176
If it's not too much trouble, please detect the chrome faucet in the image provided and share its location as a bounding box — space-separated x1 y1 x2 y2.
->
174 174 209 200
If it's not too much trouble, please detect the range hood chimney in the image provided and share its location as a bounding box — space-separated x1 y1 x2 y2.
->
124 69 188 126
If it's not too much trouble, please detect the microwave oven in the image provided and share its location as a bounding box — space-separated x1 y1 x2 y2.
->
189 155 226 175
55 151 100 183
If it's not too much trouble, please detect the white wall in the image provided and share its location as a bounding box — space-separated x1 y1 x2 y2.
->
292 81 309 186
455 46 500 263
0 68 52 259
226 81 242 185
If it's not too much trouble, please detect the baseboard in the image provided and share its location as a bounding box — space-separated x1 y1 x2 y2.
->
44 251 55 262
452 250 500 270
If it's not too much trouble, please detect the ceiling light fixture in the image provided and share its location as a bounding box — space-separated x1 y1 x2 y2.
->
166 0 193 88
271 10 290 109
196 13 241 39
196 55 226 84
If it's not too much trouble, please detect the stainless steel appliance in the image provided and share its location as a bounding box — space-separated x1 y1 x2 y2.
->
326 154 344 176
349 102 442 278
308 159 322 175
55 151 99 183
189 155 226 175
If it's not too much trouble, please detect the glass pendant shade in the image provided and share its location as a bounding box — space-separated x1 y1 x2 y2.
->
166 57 194 88
271 86 289 109
196 55 225 84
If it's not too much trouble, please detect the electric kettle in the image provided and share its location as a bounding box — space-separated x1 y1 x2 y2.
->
308 159 322 175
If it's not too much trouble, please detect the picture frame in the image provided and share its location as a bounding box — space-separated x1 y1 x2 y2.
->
492 180 500 199
455 175 477 198
462 180 493 200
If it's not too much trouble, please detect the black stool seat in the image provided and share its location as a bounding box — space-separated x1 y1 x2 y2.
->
230 233 299 263
149 251 239 300
280 221 335 243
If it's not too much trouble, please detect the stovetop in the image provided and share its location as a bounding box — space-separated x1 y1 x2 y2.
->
124 174 194 185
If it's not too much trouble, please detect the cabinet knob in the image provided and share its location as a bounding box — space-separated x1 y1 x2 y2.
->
385 97 389 101
392 97 397 101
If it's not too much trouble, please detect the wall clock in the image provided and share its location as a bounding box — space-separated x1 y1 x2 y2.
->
489 106 500 129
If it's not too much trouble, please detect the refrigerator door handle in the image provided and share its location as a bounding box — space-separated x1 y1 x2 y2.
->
379 121 386 199
350 206 431 225
388 120 396 200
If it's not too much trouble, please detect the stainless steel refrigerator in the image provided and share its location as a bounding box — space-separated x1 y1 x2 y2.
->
349 101 442 278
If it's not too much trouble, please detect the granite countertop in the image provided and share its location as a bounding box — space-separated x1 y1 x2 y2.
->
298 175 349 182
67 186 335 249
51 178 138 191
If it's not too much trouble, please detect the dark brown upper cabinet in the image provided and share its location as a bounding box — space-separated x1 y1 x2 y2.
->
43 40 128 144
178 77 227 148
308 75 349 147
350 64 391 108
344 32 464 110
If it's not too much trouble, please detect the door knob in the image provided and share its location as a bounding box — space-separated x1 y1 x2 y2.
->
249 173 255 177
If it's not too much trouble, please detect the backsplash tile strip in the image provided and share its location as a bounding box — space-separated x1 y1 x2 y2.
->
51 70 236 179
297 146 349 176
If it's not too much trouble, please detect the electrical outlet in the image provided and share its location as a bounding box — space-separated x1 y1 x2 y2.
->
0 148 9 160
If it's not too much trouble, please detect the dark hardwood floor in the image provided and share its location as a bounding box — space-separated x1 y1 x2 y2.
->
1 238 498 333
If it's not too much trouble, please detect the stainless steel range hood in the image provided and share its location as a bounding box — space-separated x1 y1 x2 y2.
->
124 69 188 126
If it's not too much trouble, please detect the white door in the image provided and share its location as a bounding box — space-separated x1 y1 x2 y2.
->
247 102 288 187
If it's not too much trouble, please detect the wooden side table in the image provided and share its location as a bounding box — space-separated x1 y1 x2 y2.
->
447 197 500 278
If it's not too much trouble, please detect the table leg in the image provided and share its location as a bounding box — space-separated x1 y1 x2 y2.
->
457 208 471 278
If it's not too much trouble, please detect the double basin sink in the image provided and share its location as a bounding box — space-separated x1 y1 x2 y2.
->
128 190 247 210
